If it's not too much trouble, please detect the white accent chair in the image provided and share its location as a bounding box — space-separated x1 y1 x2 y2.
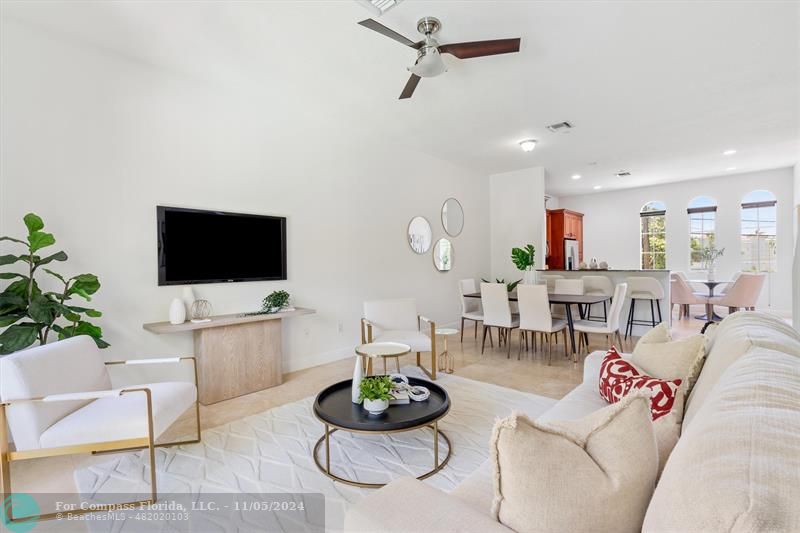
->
0 335 200 522
708 273 766 315
459 278 491 345
625 276 665 339
670 273 707 319
480 283 519 358
361 298 437 379
573 283 628 355
517 285 568 364
582 275 614 321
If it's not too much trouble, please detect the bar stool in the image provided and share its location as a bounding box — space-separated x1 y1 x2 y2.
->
625 276 664 339
582 275 614 322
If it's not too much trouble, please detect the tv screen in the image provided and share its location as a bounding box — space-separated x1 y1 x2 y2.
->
157 206 287 285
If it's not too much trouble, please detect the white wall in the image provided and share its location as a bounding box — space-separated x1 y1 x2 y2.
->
0 18 491 371
557 168 794 312
489 167 546 281
793 163 800 328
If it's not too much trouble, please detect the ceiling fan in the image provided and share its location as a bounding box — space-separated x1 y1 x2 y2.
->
358 16 521 99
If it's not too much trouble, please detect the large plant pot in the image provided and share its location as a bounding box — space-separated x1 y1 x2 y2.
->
363 398 389 415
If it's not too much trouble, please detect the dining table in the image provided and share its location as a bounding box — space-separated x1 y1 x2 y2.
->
688 279 731 321
464 292 611 356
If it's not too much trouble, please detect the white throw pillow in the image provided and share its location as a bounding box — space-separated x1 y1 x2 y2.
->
632 334 705 392
637 322 672 344
491 394 658 533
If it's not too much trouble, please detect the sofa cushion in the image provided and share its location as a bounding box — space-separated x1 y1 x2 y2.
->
0 335 111 451
631 334 705 387
451 460 493 511
684 311 800 427
638 322 672 344
643 348 800 532
491 394 658 533
39 381 196 448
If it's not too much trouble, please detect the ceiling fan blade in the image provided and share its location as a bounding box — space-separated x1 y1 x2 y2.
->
399 74 421 99
358 19 422 48
439 38 521 59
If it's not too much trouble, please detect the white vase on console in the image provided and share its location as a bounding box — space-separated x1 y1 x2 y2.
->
523 269 536 285
182 286 196 315
169 297 186 325
352 356 364 404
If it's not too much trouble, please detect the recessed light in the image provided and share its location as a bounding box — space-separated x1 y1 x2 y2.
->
571 174 582 180
723 149 737 156
726 167 737 171
593 185 603 190
518 139 537 152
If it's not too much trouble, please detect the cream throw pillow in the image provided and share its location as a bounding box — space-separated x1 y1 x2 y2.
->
491 394 658 533
637 322 672 344
632 334 705 391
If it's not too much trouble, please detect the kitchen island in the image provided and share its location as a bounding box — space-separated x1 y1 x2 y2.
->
536 269 671 338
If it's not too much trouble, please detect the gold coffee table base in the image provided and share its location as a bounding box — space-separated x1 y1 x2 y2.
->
313 422 452 489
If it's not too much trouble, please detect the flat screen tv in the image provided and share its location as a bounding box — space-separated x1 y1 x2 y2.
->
157 206 287 285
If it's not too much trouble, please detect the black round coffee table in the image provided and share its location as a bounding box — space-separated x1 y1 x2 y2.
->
312 377 451 488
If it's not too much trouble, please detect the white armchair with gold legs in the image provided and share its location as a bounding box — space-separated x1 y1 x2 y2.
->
0 335 200 524
361 298 437 380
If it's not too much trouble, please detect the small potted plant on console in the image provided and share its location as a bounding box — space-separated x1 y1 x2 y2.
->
358 376 394 415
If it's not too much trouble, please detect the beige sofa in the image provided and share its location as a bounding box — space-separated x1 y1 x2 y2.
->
345 312 800 532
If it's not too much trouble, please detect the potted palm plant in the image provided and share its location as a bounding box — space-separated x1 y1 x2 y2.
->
511 244 536 284
358 376 394 415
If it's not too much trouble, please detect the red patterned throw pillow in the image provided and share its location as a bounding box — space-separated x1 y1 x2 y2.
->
599 347 682 420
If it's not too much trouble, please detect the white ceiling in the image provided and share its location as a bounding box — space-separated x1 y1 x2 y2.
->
3 0 799 196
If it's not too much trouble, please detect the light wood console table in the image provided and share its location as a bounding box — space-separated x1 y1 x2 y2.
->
143 308 315 405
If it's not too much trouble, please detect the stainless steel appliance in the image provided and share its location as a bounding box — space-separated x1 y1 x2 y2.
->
564 239 580 270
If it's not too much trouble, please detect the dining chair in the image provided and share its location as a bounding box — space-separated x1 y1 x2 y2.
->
670 274 707 319
708 273 766 315
459 279 492 345
716 271 742 296
624 276 664 339
552 278 585 319
538 274 564 293
480 282 519 358
517 284 568 365
0 335 200 523
574 282 628 355
361 298 438 379
582 275 613 321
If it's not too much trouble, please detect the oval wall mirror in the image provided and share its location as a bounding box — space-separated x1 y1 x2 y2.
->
441 198 464 237
407 216 433 254
433 238 453 272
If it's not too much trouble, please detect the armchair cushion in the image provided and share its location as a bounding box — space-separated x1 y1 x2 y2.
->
38 381 196 449
363 299 418 332
372 330 432 353
0 336 111 451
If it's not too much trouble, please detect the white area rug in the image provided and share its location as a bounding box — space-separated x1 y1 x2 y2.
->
74 366 557 532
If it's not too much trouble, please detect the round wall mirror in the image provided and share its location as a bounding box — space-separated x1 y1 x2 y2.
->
407 216 433 254
441 198 464 237
433 238 453 272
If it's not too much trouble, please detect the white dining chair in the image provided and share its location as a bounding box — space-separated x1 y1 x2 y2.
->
459 278 491 345
538 274 564 293
480 283 519 358
552 278 584 319
573 282 628 355
624 276 665 339
582 275 614 321
517 284 568 364
361 298 438 379
670 273 707 319
708 273 766 315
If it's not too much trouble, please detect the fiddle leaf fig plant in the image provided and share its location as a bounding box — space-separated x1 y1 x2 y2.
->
0 213 108 354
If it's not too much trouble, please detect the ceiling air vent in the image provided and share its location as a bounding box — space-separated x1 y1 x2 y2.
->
355 0 404 16
546 121 573 133
616 171 631 178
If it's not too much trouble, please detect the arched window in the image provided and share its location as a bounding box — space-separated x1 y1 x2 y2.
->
688 196 717 270
640 201 666 269
741 190 777 272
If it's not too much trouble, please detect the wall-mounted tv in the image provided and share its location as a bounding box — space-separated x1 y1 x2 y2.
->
157 206 287 286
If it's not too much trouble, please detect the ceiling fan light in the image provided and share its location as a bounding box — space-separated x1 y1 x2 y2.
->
408 49 447 78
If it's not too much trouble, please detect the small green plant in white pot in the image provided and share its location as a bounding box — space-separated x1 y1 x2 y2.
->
359 376 394 415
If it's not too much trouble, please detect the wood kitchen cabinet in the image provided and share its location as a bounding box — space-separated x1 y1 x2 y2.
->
545 209 584 270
